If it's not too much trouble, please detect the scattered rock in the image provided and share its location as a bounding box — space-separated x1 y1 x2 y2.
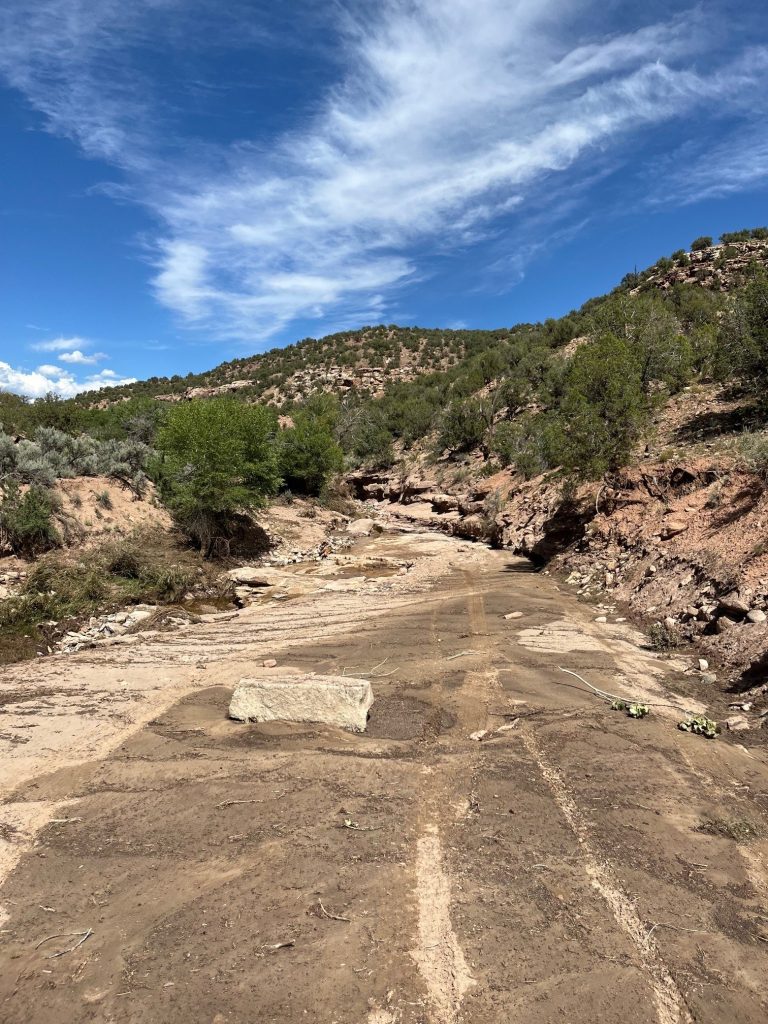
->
747 608 767 623
701 672 718 684
698 658 709 672
469 729 488 741
715 616 736 633
661 520 688 539
504 611 524 620
724 715 750 732
262 659 278 668
594 615 607 623
719 592 750 616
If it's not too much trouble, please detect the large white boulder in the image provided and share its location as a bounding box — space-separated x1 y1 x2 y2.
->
346 518 375 537
229 675 374 732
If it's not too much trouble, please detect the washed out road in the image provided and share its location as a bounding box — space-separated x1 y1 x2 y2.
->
0 529 767 1023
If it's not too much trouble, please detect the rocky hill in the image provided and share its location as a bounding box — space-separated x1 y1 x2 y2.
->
636 236 768 294
87 324 516 408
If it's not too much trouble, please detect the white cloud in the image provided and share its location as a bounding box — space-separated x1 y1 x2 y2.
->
32 335 91 353
0 361 136 399
58 349 106 365
1 1 767 343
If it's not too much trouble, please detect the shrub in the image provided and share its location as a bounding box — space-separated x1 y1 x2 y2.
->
437 398 491 454
95 489 113 510
490 416 548 478
0 483 61 557
691 236 713 251
546 334 647 479
155 398 281 555
278 412 344 496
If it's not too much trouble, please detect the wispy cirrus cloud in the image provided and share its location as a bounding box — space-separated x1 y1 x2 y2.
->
1 1 767 345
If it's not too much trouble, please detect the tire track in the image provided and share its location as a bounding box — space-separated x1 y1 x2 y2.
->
522 730 693 1024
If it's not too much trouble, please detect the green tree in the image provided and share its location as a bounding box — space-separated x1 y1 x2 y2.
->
155 399 280 555
279 412 344 496
691 236 713 251
548 334 647 478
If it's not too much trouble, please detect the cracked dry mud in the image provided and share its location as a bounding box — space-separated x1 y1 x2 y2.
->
0 530 767 1023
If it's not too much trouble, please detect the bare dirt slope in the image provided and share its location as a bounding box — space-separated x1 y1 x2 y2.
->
1 530 767 1023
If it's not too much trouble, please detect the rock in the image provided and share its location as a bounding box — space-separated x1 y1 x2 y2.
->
126 609 154 626
347 518 375 537
662 520 688 539
429 493 460 513
719 592 750 616
698 658 709 672
504 611 524 620
262 659 278 668
226 567 285 587
701 672 718 685
725 715 750 732
747 608 767 623
715 616 736 633
229 675 374 732
469 730 488 741
594 615 607 623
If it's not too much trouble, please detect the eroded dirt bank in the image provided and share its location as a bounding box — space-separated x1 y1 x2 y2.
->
0 529 767 1023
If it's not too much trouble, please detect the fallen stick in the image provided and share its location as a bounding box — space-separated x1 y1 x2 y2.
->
316 901 350 922
447 650 479 661
35 929 93 959
646 922 709 941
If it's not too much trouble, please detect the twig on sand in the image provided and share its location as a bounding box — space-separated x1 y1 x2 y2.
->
315 901 350 922
264 940 295 952
343 819 382 832
35 929 93 959
216 787 291 808
447 650 479 661
645 922 708 942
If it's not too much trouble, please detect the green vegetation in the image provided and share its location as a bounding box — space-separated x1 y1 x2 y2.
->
0 533 209 640
154 398 281 555
1 228 768 565
0 483 61 557
691 235 713 251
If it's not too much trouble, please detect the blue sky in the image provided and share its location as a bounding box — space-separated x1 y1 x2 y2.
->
1 0 767 398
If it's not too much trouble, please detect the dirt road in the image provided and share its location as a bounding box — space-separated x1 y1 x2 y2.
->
1 530 767 1023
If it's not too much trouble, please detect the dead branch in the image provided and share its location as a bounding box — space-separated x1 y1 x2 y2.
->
35 929 93 959
315 901 350 922
446 650 479 661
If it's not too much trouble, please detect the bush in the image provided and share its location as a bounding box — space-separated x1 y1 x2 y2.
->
546 334 647 479
278 413 344 496
437 398 491 454
691 236 713 251
155 398 281 555
0 483 61 557
490 416 548 478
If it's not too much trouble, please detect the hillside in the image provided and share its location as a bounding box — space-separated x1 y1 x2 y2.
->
77 232 768 412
